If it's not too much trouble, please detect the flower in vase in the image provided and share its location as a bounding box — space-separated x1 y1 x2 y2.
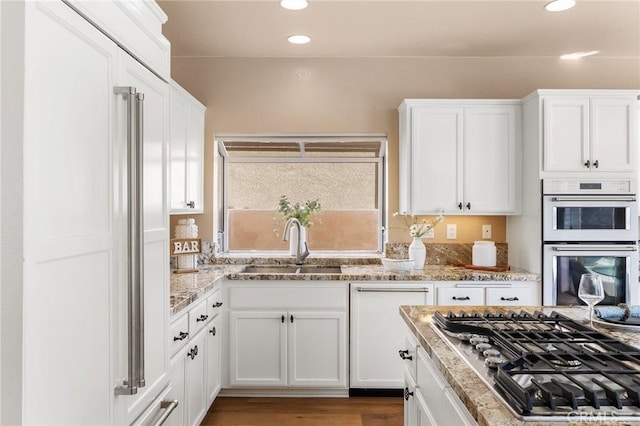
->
391 210 445 238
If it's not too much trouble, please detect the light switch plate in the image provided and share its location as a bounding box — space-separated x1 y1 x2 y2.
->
446 224 457 240
482 224 492 239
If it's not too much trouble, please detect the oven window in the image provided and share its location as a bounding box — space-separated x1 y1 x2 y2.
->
556 256 626 305
556 207 627 230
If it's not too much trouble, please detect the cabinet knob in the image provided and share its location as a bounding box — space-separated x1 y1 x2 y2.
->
213 302 223 308
209 327 216 336
196 314 209 322
404 387 414 401
457 202 463 210
187 345 199 360
173 331 188 341
281 315 285 323
500 296 519 301
186 201 195 208
290 315 294 323
453 296 470 301
466 202 471 210
593 160 599 169
584 160 591 168
398 349 412 360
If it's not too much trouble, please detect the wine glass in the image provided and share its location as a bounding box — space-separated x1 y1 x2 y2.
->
578 273 605 327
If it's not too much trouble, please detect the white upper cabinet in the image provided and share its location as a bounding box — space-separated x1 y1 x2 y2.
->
170 80 206 214
399 100 521 215
543 95 636 173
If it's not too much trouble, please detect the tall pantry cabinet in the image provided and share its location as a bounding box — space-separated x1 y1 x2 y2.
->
1 1 172 424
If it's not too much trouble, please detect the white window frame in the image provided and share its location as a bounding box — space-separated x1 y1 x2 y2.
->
215 134 388 255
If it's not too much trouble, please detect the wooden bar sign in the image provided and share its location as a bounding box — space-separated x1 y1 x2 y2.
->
171 238 201 274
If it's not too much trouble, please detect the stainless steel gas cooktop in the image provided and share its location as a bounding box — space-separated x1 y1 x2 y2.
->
431 310 640 422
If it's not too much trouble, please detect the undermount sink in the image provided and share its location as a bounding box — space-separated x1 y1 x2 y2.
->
241 265 342 274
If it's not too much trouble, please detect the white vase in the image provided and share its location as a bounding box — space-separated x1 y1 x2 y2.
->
289 225 307 256
408 236 426 270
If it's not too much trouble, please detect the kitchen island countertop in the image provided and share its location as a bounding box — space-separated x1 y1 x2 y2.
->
400 305 640 426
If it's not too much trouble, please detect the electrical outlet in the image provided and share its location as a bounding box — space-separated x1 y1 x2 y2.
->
424 227 435 239
482 224 492 239
446 224 457 240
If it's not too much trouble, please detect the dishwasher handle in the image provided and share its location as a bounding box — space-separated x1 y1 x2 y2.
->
356 287 430 293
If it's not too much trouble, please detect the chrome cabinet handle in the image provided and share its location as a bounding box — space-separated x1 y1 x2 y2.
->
114 87 145 395
196 314 209 322
500 297 519 301
152 400 179 426
453 296 470 301
173 331 189 341
398 350 412 360
187 201 195 208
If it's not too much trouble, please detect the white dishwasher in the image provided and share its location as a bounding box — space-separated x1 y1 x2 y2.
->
349 282 434 392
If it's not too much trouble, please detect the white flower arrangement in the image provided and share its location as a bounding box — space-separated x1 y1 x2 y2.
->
391 210 445 237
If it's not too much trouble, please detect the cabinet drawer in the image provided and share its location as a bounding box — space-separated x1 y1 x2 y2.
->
401 331 419 381
169 313 190 356
189 299 210 336
486 286 538 306
437 287 484 305
229 283 347 309
206 288 224 319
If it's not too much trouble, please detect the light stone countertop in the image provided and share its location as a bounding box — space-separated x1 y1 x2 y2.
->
170 263 539 315
400 305 640 426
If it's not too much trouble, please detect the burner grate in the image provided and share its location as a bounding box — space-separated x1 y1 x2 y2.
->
434 310 640 417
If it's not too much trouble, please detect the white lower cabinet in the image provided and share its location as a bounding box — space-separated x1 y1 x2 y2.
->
226 281 348 391
404 335 477 426
229 310 347 388
167 286 222 425
436 281 540 306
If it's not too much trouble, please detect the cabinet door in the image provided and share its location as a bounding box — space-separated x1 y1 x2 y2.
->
350 285 431 388
415 391 438 426
206 315 222 404
543 97 590 172
410 107 463 213
186 103 205 212
590 97 635 172
288 311 347 388
229 311 287 386
403 370 418 426
463 106 519 213
22 2 119 423
185 331 206 426
169 84 189 211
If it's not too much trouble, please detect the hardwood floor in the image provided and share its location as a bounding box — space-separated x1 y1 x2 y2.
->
201 397 404 426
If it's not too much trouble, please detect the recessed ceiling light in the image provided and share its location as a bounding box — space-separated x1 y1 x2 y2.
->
561 50 600 60
280 0 308 10
544 0 576 12
287 35 310 45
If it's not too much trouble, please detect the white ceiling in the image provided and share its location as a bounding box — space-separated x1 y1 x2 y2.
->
158 0 640 59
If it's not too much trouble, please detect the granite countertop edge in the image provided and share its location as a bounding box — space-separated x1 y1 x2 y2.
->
399 305 639 426
170 264 540 316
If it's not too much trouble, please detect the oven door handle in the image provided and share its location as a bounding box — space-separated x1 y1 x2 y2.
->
552 246 638 252
550 196 637 202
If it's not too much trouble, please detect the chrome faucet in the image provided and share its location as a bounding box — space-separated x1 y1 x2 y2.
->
283 217 310 265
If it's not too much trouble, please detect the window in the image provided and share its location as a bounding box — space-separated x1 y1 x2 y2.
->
217 135 386 253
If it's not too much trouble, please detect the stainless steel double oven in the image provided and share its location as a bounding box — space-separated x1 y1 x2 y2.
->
542 178 639 306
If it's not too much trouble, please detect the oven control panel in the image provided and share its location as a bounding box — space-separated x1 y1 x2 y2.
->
544 178 634 195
